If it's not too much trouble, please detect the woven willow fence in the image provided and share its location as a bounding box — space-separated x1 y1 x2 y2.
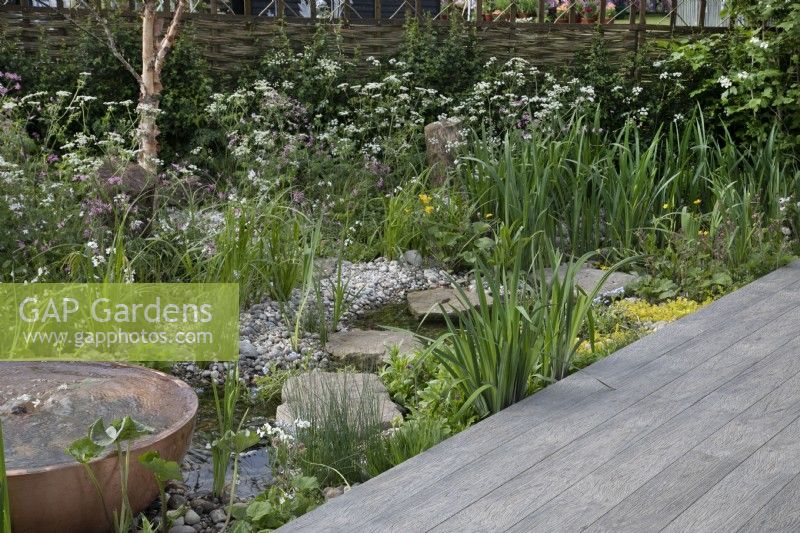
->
0 0 724 71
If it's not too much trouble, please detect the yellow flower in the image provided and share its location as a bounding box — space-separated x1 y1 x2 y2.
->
484 213 493 219
418 193 432 205
662 203 670 210
614 297 704 324
424 205 434 215
693 198 702 205
698 230 709 237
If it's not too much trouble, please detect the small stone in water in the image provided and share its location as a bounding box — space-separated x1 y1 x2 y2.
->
168 526 196 533
209 508 227 524
191 498 217 513
168 493 187 510
184 509 201 526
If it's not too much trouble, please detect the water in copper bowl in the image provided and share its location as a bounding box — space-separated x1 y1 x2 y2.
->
0 362 193 471
1 362 198 533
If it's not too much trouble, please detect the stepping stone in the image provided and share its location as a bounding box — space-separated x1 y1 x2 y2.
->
275 371 402 430
325 328 421 369
407 287 490 320
544 265 638 296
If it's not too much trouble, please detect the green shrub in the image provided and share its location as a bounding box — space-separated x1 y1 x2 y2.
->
365 416 451 477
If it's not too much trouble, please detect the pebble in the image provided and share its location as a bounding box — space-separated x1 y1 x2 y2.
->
168 494 187 510
184 509 202 526
191 498 217 514
209 508 227 524
323 486 345 501
168 526 196 533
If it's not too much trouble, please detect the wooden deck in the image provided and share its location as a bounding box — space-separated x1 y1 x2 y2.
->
280 261 800 532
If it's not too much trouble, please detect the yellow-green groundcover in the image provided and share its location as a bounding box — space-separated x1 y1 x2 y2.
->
0 284 238 361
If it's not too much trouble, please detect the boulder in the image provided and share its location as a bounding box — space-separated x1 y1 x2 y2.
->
325 328 421 369
544 265 638 296
401 249 423 268
424 119 464 184
275 371 402 430
96 158 155 199
407 287 489 320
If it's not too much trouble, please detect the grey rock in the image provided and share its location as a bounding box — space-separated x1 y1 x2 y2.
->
190 498 217 514
184 509 202 526
168 493 188 510
650 320 668 332
323 486 346 501
209 508 227 524
96 158 154 199
407 287 488 320
543 264 639 296
424 119 464 184
276 371 402 429
239 340 258 359
325 328 421 369
168 526 196 533
401 250 423 267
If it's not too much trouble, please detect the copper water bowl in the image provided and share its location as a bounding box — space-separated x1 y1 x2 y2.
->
1 362 198 533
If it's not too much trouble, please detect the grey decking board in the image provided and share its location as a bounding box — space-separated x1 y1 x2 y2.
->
585 356 800 531
736 472 800 533
505 333 800 532
278 261 800 532
662 413 800 532
429 309 800 532
344 285 800 532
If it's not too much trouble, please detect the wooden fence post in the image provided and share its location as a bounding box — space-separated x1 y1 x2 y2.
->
277 0 284 18
569 1 576 23
476 0 483 22
638 0 645 48
310 0 316 19
599 0 606 23
628 0 636 24
243 0 251 15
537 0 544 23
698 0 706 28
374 0 380 20
415 0 421 19
210 0 217 14
669 0 677 30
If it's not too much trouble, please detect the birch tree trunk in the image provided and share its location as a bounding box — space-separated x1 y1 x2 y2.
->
70 0 186 174
137 0 186 173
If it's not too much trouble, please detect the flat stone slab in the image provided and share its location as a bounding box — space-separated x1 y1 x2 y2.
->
325 329 422 369
544 265 638 296
407 287 490 320
276 371 402 430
